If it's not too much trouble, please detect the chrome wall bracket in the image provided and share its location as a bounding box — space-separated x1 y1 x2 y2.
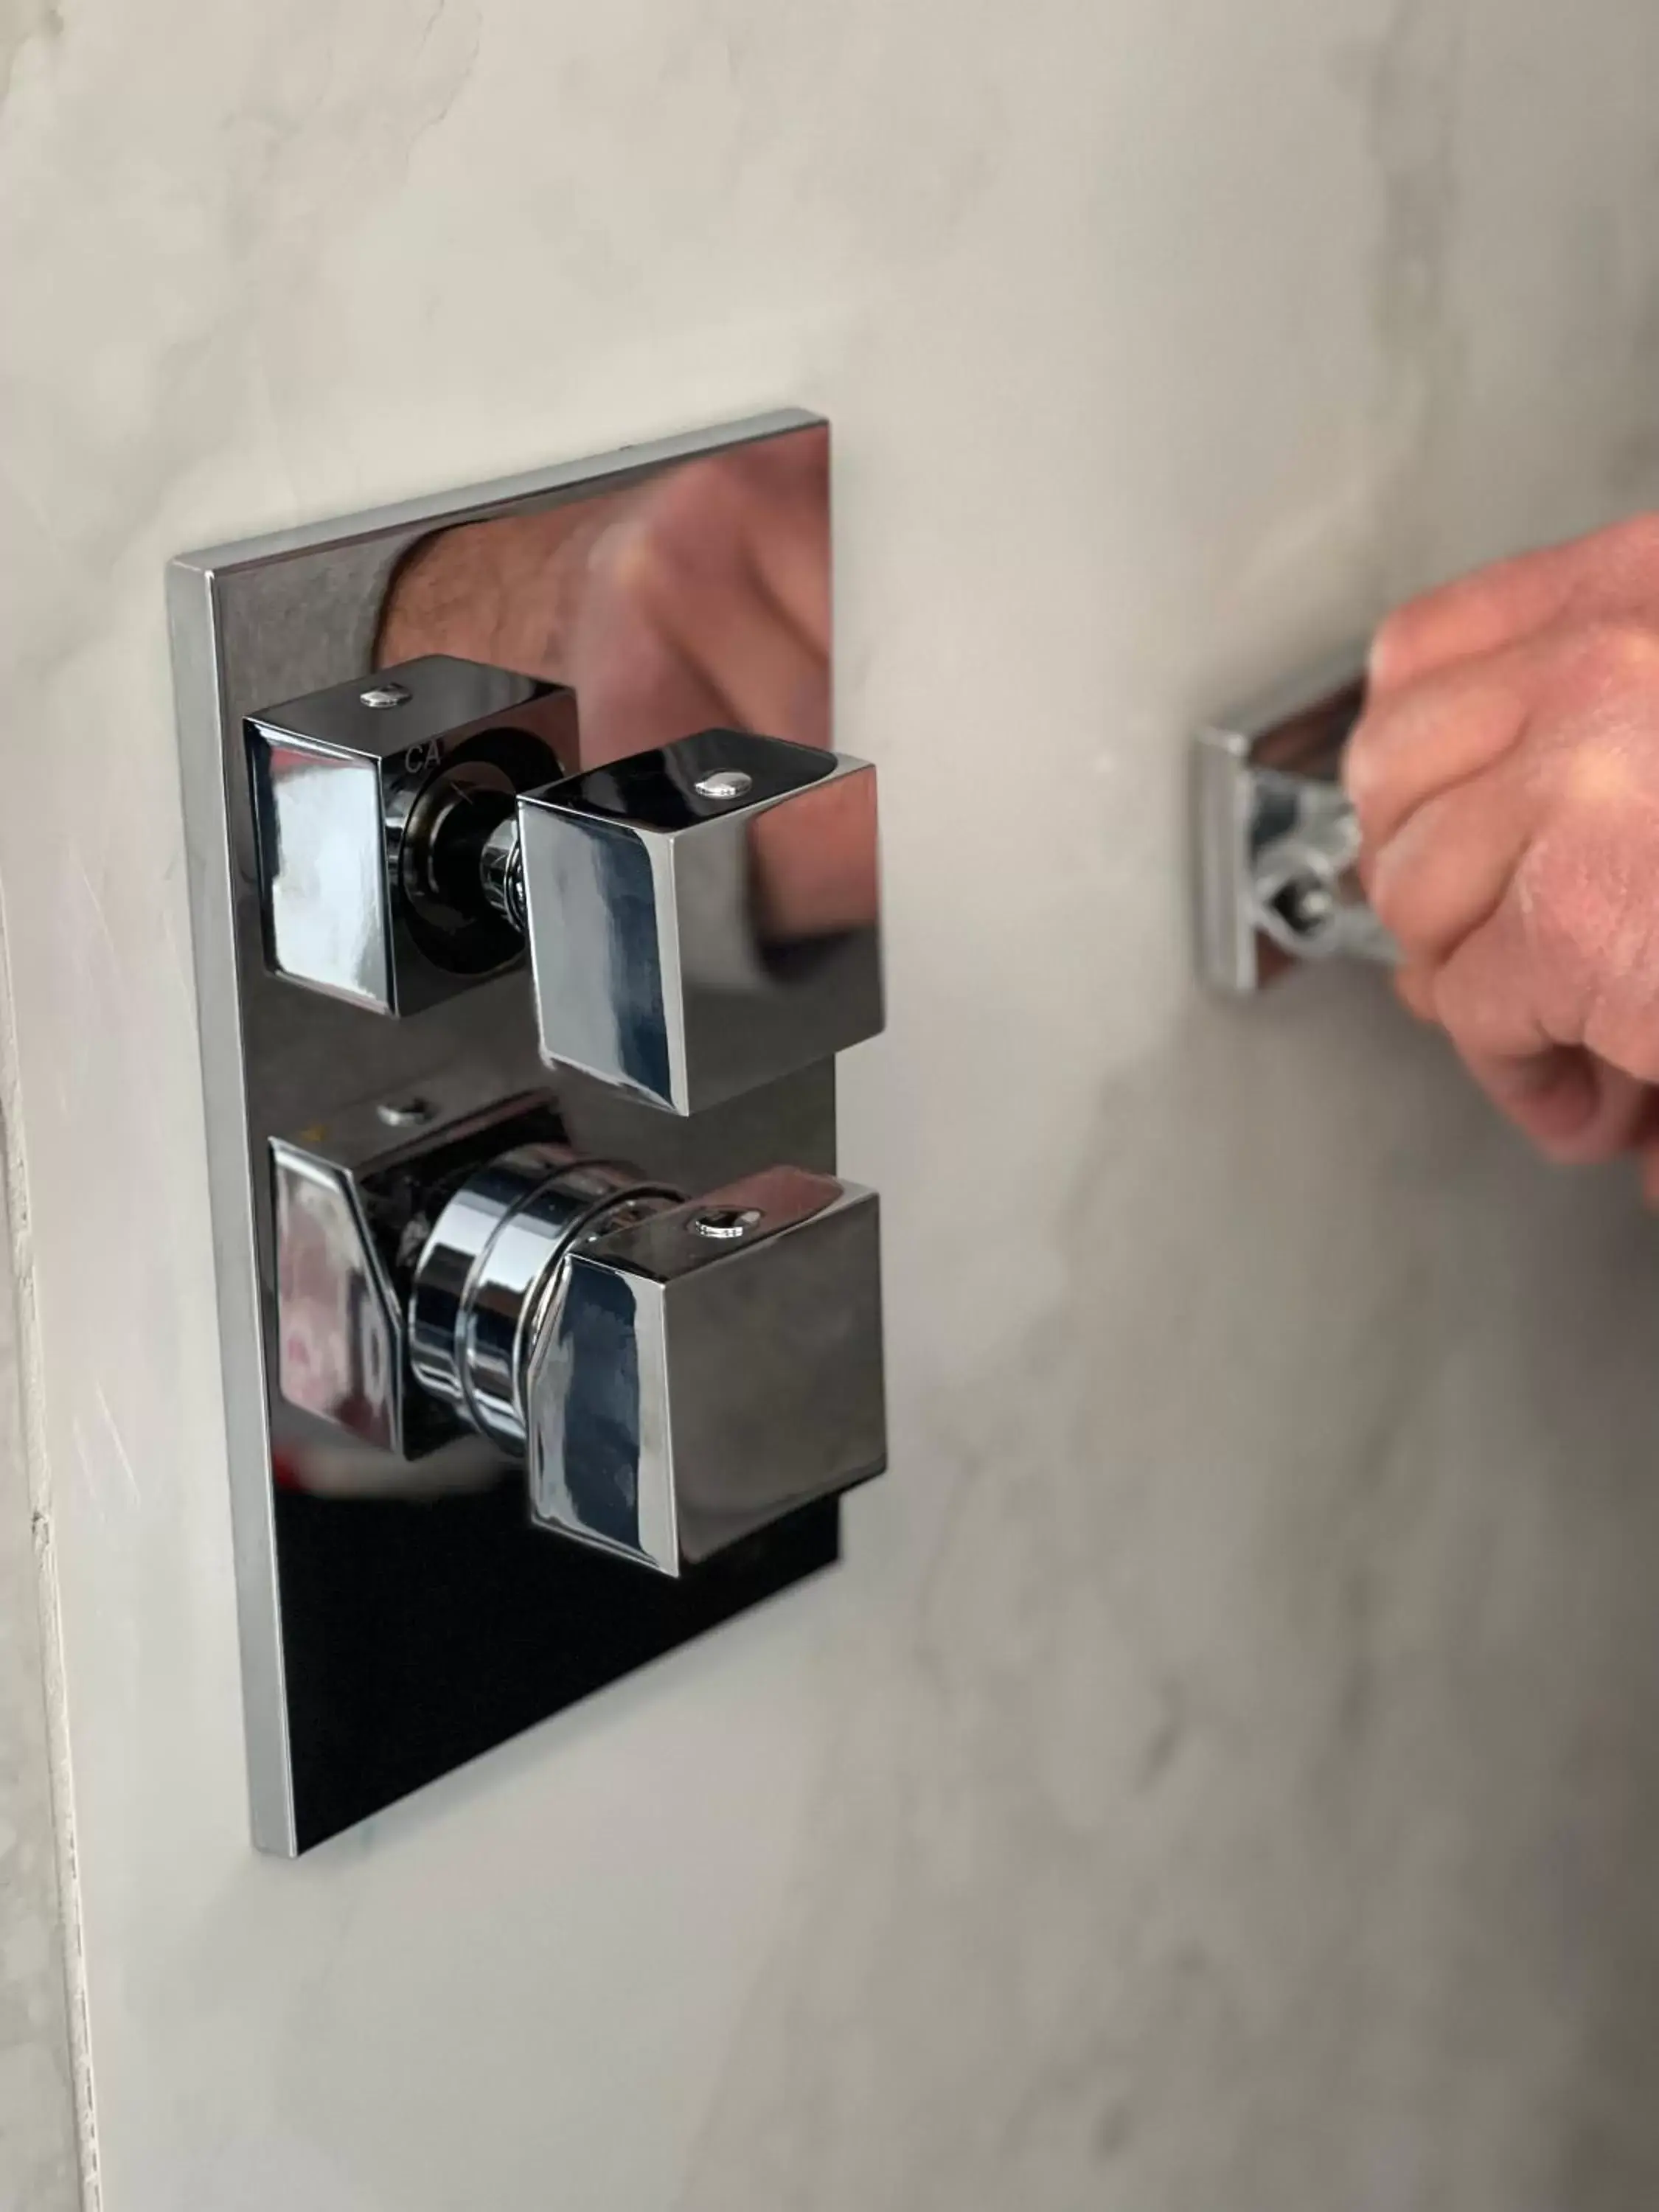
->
1192 655 1397 992
169 411 886 1854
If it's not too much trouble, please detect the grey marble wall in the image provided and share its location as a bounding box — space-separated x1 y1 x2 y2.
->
7 0 1659 2208
0 1140 78 2212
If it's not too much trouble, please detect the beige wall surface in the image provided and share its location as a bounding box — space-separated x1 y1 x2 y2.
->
0 1116 77 2212
8 1 1659 2207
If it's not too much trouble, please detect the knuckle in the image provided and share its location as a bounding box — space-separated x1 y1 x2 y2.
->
621 462 747 607
604 518 678 612
660 456 745 545
1596 509 1659 576
1511 828 1622 1019
1365 848 1413 938
1368 601 1435 692
1339 720 1385 814
1368 874 1420 947
1561 619 1659 695
1584 1000 1659 1085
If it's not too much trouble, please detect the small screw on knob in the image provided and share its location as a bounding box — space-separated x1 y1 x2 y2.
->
690 1206 763 1241
695 769 754 803
376 1096 434 1130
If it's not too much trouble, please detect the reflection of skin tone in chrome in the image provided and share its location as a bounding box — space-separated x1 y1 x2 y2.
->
288 434 873 1500
1344 514 1659 1195
378 424 874 943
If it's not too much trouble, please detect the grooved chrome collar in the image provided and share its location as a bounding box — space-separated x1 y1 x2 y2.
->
408 1146 675 1450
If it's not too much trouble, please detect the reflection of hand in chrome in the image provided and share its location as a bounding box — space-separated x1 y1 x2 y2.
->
378 425 828 764
376 425 856 942
565 427 830 767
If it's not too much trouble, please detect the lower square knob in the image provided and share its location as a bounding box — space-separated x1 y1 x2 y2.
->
526 1164 886 1574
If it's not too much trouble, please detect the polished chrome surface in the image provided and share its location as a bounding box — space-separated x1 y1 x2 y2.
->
271 1141 406 1455
376 1096 436 1130
1251 781 1395 966
527 1165 886 1573
479 813 526 931
248 654 575 1015
408 1144 674 1449
1192 655 1397 993
397 1144 885 1577
167 408 856 1854
520 731 883 1116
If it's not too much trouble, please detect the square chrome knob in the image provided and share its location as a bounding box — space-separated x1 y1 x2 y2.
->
247 653 575 1015
518 728 883 1114
524 1165 886 1573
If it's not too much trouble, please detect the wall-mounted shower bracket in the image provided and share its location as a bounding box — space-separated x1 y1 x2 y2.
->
1192 656 1397 992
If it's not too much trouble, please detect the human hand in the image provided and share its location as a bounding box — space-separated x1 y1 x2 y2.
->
1343 515 1659 1188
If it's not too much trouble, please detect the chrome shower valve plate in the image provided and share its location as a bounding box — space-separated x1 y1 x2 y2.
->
168 411 863 1854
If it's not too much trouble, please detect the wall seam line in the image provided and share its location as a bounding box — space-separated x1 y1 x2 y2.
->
0 863 102 2212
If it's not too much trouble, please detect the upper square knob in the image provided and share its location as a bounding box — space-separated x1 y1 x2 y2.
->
246 654 575 1016
517 727 883 1115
